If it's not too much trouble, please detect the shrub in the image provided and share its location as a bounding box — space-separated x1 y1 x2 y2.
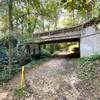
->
40 49 51 58
0 64 20 85
11 64 20 75
14 86 26 99
79 54 100 65
77 61 97 82
77 54 100 83
0 67 12 84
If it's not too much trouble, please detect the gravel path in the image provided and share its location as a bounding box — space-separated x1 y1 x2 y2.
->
24 58 91 100
0 58 93 100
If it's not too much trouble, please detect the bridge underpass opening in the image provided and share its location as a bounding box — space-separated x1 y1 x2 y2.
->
39 39 80 58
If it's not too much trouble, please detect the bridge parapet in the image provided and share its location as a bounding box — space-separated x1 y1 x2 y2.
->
40 30 81 43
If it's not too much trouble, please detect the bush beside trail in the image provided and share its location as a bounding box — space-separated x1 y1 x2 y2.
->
76 54 100 97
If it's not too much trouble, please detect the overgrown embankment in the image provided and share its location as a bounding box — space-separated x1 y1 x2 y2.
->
0 48 52 85
76 55 100 98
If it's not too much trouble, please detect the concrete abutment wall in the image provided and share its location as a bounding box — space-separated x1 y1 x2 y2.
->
80 25 100 57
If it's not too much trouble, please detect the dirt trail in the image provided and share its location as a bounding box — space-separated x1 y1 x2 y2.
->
0 58 93 100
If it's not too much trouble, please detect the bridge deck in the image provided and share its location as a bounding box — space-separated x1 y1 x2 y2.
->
34 16 100 44
39 32 81 43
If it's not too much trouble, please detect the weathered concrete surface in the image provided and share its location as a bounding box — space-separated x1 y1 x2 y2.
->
80 25 100 57
39 31 81 43
35 17 100 57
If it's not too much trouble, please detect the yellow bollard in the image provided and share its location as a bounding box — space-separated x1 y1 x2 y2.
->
21 66 25 87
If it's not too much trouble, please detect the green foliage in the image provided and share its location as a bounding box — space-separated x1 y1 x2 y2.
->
77 54 100 83
40 49 51 58
62 0 100 19
79 54 100 65
0 64 20 84
0 67 11 84
0 0 100 37
77 62 97 82
15 86 26 99
11 64 20 75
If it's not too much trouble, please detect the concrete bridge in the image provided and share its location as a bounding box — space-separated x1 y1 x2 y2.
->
33 17 100 57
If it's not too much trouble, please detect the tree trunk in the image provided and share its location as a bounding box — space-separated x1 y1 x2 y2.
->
8 0 13 75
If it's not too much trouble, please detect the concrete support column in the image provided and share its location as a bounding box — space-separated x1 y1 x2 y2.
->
80 25 100 57
39 44 41 57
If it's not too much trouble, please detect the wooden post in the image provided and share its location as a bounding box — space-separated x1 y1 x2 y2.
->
21 66 25 87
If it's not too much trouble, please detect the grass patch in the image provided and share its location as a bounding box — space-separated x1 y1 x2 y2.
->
14 86 26 99
78 54 100 65
77 54 100 82
76 54 100 97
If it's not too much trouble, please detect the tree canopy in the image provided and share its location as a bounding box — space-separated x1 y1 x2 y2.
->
0 0 100 39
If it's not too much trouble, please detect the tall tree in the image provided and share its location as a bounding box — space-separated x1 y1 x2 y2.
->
8 0 13 74
61 0 100 21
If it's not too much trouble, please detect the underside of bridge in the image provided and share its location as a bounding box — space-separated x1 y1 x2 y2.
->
38 38 80 58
